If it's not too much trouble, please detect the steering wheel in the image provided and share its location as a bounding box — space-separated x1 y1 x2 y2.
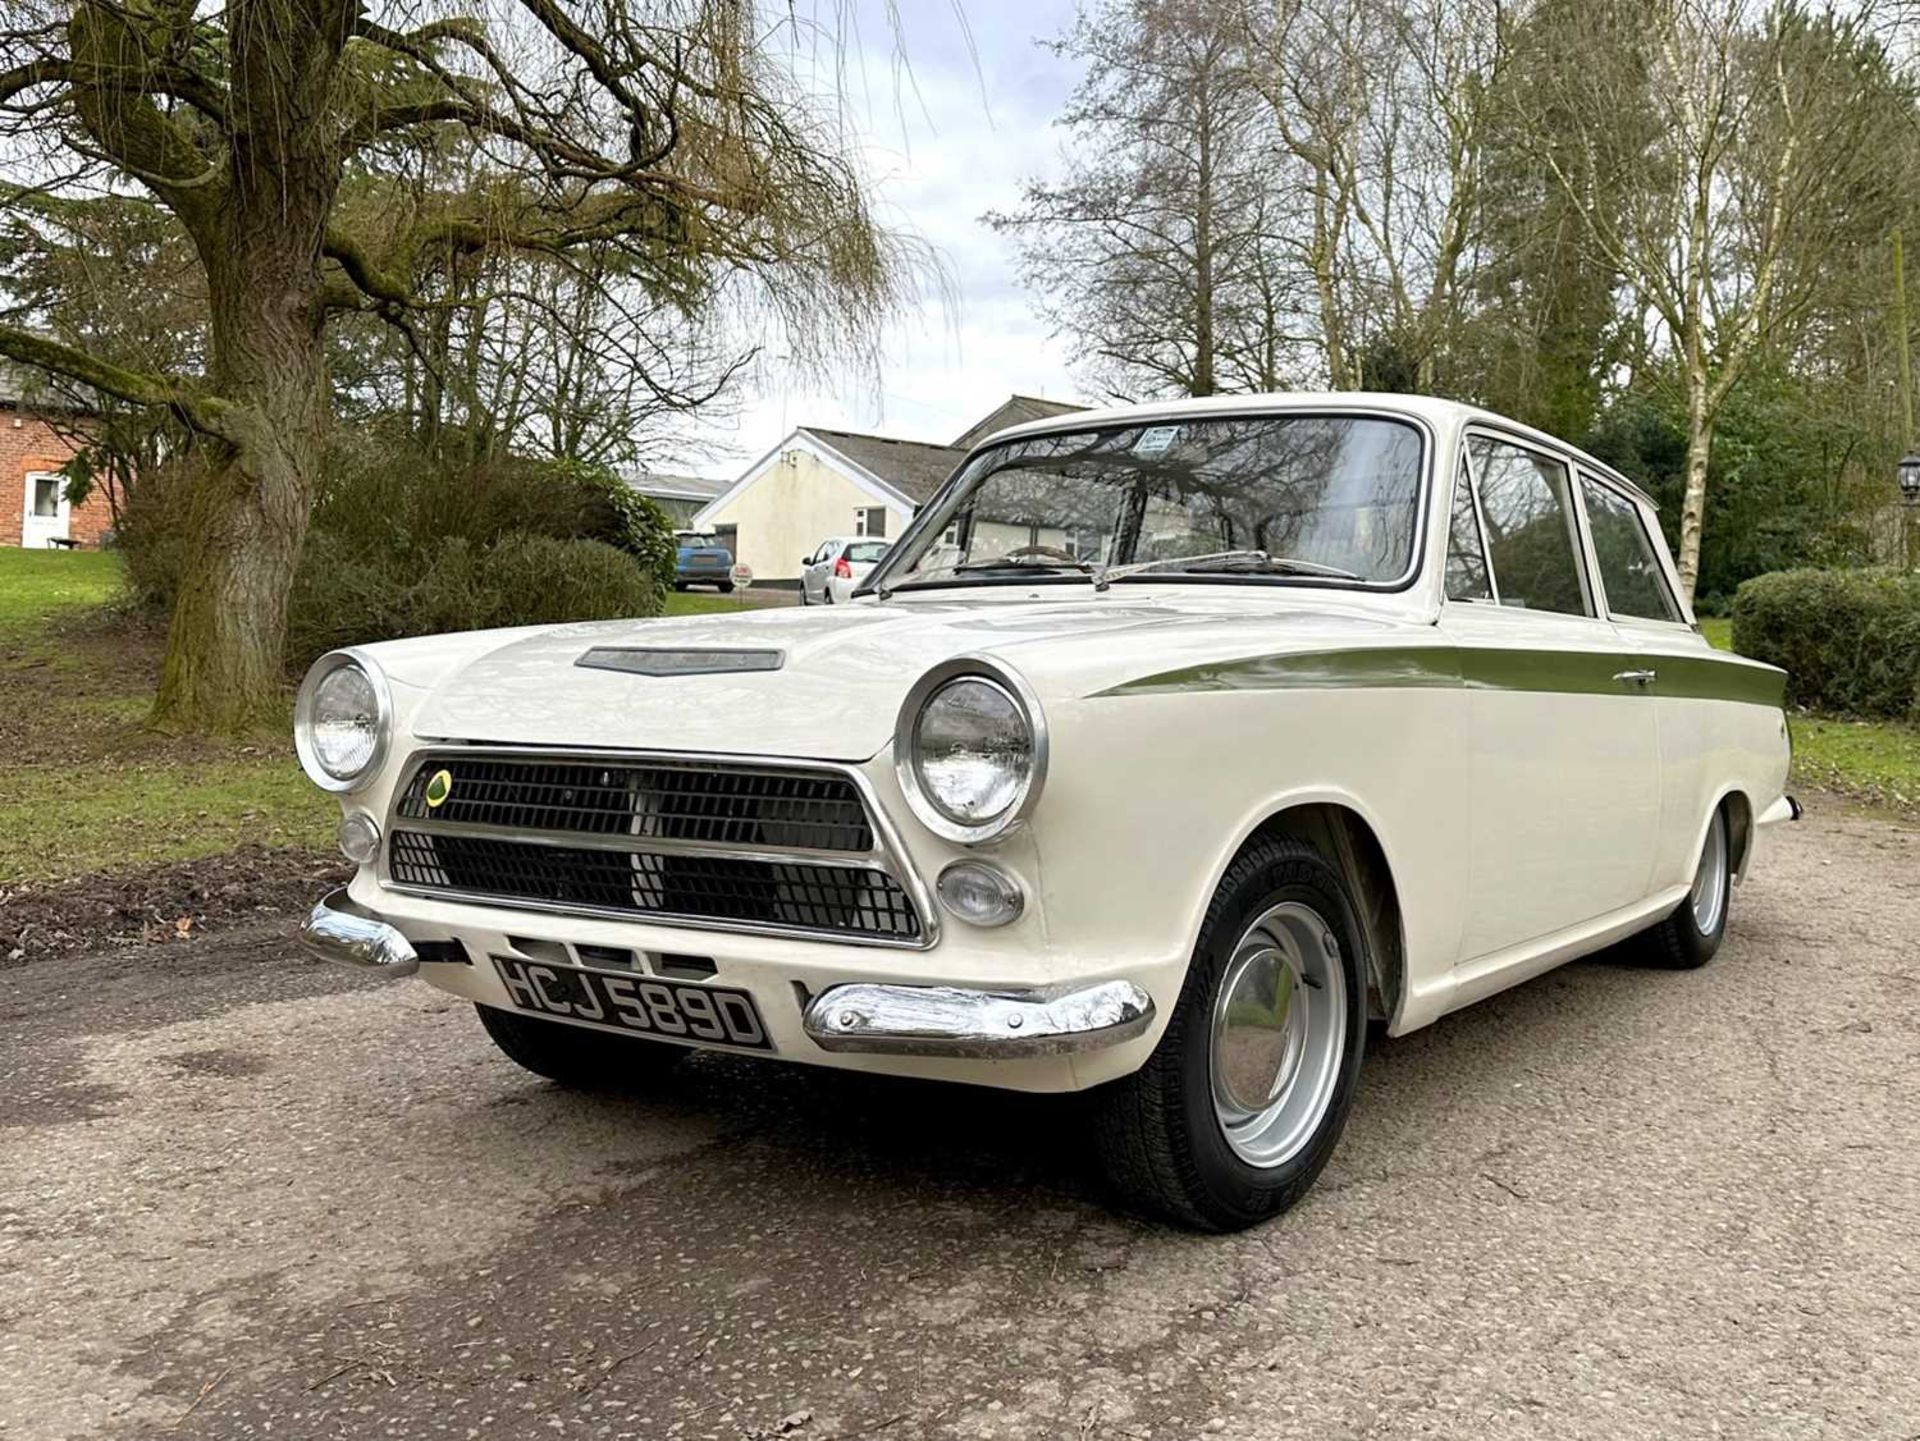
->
1006 543 1083 564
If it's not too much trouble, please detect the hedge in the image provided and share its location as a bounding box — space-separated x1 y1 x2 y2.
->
120 441 675 673
1731 567 1920 720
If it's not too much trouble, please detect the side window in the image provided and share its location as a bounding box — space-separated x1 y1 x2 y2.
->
1445 450 1492 602
1468 436 1589 617
1580 475 1682 622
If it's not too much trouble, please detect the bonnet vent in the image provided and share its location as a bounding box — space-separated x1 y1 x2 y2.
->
575 647 784 677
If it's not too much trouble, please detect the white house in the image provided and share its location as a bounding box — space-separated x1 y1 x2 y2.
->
693 396 1083 582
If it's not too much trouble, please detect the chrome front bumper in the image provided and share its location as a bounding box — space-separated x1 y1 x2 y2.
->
299 888 420 977
802 980 1155 1058
299 889 1155 1060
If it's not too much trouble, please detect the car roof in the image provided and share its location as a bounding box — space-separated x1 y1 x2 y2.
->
978 391 1659 510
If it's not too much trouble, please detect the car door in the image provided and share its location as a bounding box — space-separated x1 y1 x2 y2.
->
1440 431 1662 971
1574 469 1712 893
802 542 832 602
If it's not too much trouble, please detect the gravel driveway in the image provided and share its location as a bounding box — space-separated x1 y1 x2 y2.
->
3 804 1915 1440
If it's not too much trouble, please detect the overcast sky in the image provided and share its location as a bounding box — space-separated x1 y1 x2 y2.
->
665 0 1085 476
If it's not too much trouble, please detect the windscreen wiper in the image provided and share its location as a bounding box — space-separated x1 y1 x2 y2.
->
1093 550 1361 591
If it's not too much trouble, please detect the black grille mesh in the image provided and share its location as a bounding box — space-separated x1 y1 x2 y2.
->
395 757 873 852
389 830 921 940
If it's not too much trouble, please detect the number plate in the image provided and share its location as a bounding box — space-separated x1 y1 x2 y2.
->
491 955 772 1051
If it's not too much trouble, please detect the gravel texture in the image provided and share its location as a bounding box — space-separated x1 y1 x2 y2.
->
1 803 1915 1440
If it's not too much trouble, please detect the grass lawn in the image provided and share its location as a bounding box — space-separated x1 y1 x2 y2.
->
0 549 332 884
1701 612 1919 817
663 587 790 615
0 554 787 885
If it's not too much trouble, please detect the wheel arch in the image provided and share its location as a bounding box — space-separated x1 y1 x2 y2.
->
1712 786 1755 881
1208 795 1408 1030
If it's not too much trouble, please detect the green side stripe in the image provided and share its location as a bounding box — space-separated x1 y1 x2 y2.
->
1097 645 1787 707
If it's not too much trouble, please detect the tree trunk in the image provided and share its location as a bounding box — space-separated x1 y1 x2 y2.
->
149 193 333 734
1677 371 1713 603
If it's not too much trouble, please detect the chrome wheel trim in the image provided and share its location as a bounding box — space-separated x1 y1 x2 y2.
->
1208 900 1349 1169
1690 812 1729 935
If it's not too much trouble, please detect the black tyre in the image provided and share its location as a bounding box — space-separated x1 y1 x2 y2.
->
1640 805 1732 969
672 581 687 592
1093 836 1368 1231
475 1004 684 1089
719 581 735 594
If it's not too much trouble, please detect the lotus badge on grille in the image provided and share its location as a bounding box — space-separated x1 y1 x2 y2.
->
424 769 453 808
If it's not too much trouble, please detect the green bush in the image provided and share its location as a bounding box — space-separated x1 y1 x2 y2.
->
284 531 658 667
116 460 200 614
122 440 672 670
1731 568 1920 720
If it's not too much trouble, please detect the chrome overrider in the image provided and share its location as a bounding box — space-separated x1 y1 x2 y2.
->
297 891 1154 1057
803 979 1155 1058
299 887 420 977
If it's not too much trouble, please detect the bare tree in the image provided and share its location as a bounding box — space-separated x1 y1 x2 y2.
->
1518 0 1910 595
988 0 1310 401
0 0 907 732
1240 0 1506 391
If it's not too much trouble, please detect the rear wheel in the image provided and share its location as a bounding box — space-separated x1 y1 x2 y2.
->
475 1004 684 1089
1641 805 1732 969
719 581 735 594
1093 836 1367 1231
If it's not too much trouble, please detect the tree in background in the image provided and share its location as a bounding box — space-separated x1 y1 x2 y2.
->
0 0 905 733
0 191 205 526
987 0 1307 400
1243 0 1508 394
1514 0 1912 596
1002 0 1919 602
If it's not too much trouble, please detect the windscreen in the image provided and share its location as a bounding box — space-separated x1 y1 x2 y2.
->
881 414 1425 590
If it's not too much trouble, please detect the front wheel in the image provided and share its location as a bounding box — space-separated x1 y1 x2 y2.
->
718 581 735 594
475 1004 685 1089
1640 805 1732 969
1093 836 1368 1231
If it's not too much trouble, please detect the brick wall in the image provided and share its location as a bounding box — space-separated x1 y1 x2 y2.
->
0 405 114 548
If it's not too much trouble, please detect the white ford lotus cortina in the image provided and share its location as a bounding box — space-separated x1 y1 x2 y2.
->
296 393 1795 1231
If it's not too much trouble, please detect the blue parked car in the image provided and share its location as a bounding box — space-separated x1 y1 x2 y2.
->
673 531 736 592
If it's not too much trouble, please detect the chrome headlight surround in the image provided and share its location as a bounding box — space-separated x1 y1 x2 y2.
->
294 648 393 793
894 657 1048 845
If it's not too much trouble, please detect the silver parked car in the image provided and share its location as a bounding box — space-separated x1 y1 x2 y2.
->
800 537 890 605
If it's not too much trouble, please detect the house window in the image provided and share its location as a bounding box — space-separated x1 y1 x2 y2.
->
855 507 887 539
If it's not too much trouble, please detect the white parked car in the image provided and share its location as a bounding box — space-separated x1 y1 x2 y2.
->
296 394 1794 1231
799 536 890 605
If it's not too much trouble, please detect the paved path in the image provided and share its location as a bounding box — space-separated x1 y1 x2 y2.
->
2 806 1916 1440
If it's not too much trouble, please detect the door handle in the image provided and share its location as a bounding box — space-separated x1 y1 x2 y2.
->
1613 668 1657 688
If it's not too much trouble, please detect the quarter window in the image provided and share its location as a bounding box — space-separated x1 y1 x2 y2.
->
1444 451 1492 602
1580 475 1681 622
1467 436 1589 617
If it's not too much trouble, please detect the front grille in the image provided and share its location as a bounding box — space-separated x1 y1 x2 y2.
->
389 831 922 940
395 757 872 852
385 753 925 944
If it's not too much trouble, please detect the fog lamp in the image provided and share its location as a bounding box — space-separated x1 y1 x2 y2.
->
338 812 382 866
936 860 1025 927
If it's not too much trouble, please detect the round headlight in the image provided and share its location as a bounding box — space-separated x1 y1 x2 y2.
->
295 651 391 791
897 661 1047 843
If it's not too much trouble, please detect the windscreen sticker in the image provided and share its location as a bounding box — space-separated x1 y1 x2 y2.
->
1133 425 1180 457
